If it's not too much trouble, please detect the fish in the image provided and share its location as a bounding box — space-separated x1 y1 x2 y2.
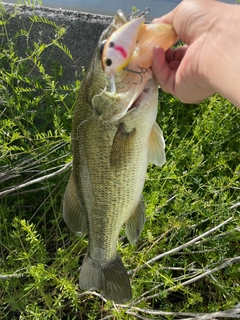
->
101 10 177 79
62 9 167 304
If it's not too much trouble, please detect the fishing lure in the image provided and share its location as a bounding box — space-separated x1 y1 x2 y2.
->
129 22 178 72
101 7 177 93
101 15 145 76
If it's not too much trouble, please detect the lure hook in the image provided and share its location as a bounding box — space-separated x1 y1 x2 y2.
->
124 66 147 84
126 7 150 21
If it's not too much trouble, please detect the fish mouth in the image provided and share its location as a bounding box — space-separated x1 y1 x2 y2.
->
127 87 151 112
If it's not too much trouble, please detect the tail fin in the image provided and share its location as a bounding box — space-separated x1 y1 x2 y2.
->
79 251 132 303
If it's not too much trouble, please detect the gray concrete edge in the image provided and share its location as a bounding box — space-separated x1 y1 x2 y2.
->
2 2 113 84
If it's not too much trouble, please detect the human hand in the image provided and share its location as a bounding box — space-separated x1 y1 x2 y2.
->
151 0 226 104
152 45 216 104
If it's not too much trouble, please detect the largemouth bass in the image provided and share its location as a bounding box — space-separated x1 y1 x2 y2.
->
63 10 169 303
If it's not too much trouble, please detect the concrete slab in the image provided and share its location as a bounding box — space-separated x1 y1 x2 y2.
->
3 0 182 21
2 3 113 84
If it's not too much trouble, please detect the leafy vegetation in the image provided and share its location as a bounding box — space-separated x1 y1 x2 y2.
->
0 1 239 319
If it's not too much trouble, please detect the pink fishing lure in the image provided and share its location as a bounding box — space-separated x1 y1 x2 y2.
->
101 15 145 75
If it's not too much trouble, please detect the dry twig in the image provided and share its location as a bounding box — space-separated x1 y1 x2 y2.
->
121 304 240 320
0 162 72 198
128 217 233 275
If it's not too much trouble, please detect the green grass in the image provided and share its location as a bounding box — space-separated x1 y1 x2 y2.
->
0 2 240 319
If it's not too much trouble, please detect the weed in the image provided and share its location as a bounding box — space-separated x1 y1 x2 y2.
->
0 1 239 319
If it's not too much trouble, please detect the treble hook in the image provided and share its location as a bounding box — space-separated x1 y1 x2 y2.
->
124 66 147 84
126 7 150 21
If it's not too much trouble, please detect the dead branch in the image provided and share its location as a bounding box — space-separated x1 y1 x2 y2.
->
0 161 72 198
128 217 233 275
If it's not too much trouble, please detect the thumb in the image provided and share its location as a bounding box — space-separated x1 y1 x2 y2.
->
151 10 175 25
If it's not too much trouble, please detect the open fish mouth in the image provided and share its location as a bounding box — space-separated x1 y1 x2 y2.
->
106 65 155 119
128 87 151 111
100 74 157 123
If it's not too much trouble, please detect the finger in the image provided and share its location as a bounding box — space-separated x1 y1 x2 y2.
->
151 5 177 25
168 60 181 70
152 11 174 25
152 46 175 94
171 46 188 61
152 15 167 24
165 46 187 64
162 46 187 71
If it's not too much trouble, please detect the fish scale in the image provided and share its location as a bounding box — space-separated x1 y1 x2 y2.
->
73 112 145 260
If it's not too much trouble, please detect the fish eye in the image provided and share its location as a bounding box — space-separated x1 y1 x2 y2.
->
99 39 107 54
109 41 114 48
105 59 112 67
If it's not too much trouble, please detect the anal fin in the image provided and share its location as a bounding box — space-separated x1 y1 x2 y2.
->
125 196 146 244
62 173 88 235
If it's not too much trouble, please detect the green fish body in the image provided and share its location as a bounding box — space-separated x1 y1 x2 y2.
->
63 10 166 303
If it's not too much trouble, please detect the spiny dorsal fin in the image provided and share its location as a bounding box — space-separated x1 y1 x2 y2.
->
148 122 166 167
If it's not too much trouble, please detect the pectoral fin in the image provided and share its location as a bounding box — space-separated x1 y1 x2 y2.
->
110 123 136 167
62 173 88 235
125 197 146 244
148 122 166 167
